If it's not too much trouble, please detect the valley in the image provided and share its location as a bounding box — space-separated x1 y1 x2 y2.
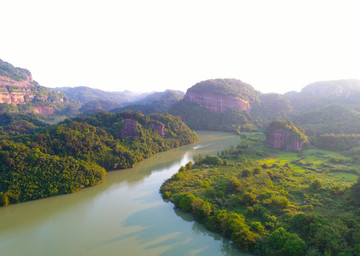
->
1 58 360 255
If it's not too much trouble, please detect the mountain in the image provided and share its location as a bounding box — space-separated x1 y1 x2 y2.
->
170 79 262 132
291 103 360 136
284 79 360 112
137 89 184 105
79 99 122 114
300 79 360 97
54 86 147 105
183 79 260 112
112 89 184 114
0 59 78 116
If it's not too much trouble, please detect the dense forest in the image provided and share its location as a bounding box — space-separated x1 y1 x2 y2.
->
161 132 360 256
0 111 198 206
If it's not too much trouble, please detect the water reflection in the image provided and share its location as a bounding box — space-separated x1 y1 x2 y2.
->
0 146 190 232
0 131 247 256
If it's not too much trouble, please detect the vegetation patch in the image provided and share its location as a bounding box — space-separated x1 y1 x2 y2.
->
0 111 198 206
161 132 360 255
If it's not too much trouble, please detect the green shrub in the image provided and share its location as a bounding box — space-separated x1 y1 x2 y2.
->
162 191 171 199
203 155 223 165
178 193 196 212
241 192 258 206
271 196 290 210
228 177 243 193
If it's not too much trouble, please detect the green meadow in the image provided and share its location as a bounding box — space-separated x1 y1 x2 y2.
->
161 132 360 256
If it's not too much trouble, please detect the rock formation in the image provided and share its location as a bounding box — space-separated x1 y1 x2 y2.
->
149 123 165 138
118 119 141 139
266 120 307 152
266 128 305 152
0 58 75 116
169 79 261 132
32 106 55 115
0 73 35 105
184 91 250 112
182 79 259 113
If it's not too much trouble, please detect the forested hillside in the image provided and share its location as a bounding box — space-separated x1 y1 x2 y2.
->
0 111 198 206
170 101 261 132
291 104 360 136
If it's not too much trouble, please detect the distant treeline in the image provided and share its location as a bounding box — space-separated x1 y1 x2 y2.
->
314 134 360 151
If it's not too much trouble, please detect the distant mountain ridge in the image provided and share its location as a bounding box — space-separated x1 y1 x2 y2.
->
137 89 184 105
112 89 184 114
2 57 360 134
53 86 147 105
300 79 360 97
54 87 185 114
284 79 360 112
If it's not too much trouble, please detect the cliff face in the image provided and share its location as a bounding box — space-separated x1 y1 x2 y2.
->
0 73 35 105
118 119 167 139
266 128 305 152
32 106 55 115
118 119 141 139
184 91 250 112
149 123 165 138
0 59 78 116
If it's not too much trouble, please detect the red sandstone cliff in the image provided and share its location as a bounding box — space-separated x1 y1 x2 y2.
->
266 128 305 152
118 119 141 139
149 123 165 138
182 79 259 113
184 91 250 112
0 61 72 116
0 73 35 105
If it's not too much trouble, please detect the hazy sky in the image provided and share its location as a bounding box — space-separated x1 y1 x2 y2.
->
1 0 359 94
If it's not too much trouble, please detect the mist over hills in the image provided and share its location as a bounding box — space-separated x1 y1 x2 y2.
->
1 58 360 134
111 90 185 115
284 79 360 112
54 86 147 105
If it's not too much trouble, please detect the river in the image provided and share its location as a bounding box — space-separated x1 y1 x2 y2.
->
0 131 251 256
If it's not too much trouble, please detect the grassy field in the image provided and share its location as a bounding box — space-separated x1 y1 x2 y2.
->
241 132 360 183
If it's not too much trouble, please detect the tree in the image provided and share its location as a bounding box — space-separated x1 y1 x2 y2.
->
203 155 223 165
185 161 193 170
311 179 322 190
264 227 307 256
